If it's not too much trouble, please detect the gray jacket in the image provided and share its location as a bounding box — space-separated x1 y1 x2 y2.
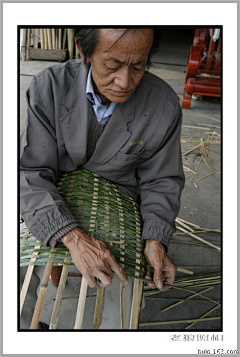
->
20 60 185 248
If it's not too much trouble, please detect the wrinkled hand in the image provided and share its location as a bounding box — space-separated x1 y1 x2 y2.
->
61 227 129 288
144 240 177 291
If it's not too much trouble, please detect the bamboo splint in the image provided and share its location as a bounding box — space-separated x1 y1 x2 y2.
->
74 176 99 329
20 242 41 315
129 203 144 329
74 277 88 329
49 253 71 329
176 218 221 252
93 285 104 329
30 248 57 329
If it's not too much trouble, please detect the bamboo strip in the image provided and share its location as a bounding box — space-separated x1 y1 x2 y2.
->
55 29 58 49
182 125 210 131
93 285 104 329
197 123 221 129
139 316 220 327
161 287 213 313
49 253 71 329
40 29 44 49
172 238 220 247
175 218 194 233
176 274 221 284
195 171 220 182
21 29 26 61
185 305 220 330
20 243 41 314
190 155 203 182
183 166 197 174
176 226 221 251
129 279 143 329
25 28 30 61
30 248 57 329
176 217 200 229
75 177 99 329
43 29 48 49
20 29 24 57
59 28 62 50
120 283 127 329
146 297 221 303
208 131 221 137
182 142 204 156
176 268 194 275
33 29 38 49
129 205 143 329
118 196 127 329
172 286 221 305
195 112 221 122
51 29 56 49
192 228 221 233
180 281 221 289
74 277 88 329
205 132 221 136
62 29 67 49
202 157 212 172
120 258 127 327
67 28 74 59
47 29 52 50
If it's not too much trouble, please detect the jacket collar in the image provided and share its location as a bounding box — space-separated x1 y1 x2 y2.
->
60 61 135 167
62 62 135 125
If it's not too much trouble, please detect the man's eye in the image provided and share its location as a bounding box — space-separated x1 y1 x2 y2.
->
132 66 142 73
105 65 119 71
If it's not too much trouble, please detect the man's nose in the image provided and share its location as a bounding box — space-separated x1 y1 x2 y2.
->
114 67 132 89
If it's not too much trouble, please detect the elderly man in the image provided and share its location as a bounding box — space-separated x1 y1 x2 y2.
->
20 28 184 328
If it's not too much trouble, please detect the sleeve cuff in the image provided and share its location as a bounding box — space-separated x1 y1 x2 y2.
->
141 214 175 249
48 223 80 247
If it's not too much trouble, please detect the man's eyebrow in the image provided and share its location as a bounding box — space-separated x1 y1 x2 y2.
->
104 58 144 65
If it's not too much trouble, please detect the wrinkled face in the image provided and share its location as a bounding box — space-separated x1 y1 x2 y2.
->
83 29 153 105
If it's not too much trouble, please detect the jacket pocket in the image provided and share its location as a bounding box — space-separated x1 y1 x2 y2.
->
114 148 146 166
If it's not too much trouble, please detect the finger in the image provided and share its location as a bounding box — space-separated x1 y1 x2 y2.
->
112 264 129 286
80 257 99 288
163 275 175 288
163 263 177 286
82 272 97 288
94 270 113 287
106 253 129 286
145 274 156 289
164 272 175 286
159 285 170 292
95 257 115 280
153 267 164 290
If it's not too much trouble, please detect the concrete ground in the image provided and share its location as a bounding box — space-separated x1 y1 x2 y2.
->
20 28 221 330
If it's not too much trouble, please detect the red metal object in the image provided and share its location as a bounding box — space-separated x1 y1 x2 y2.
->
182 28 221 109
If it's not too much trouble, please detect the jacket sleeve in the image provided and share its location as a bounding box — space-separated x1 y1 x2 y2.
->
20 76 79 247
137 101 185 248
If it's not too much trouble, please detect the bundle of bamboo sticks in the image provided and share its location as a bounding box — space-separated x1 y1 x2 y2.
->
181 129 221 187
20 28 79 61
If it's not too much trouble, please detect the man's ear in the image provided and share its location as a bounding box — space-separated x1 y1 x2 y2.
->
75 40 84 62
76 39 89 64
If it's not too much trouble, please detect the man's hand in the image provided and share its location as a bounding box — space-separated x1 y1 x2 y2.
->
61 227 129 288
144 240 177 291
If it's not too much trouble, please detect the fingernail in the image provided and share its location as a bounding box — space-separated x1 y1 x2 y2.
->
157 281 163 290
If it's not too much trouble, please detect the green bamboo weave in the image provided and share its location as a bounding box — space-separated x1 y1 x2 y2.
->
20 169 146 279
